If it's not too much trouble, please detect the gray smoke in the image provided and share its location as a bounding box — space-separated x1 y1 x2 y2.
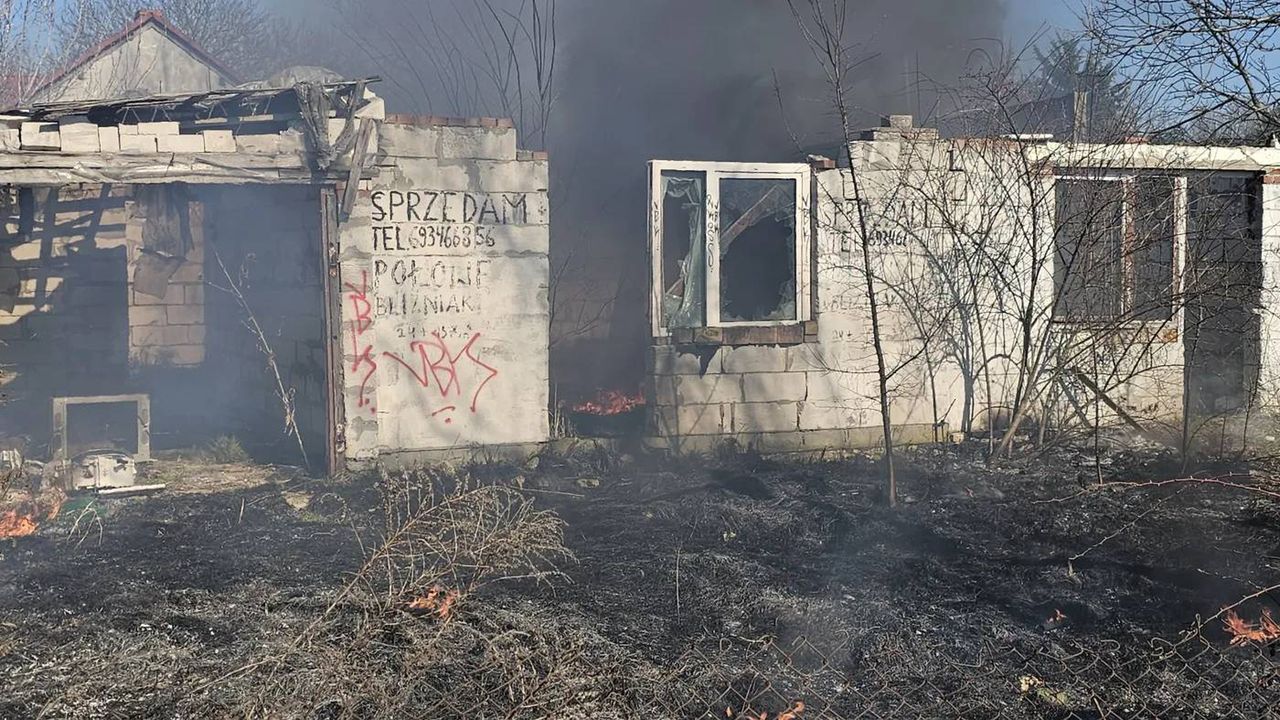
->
282 0 1008 394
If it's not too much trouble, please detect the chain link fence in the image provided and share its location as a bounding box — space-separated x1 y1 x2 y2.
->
652 624 1280 719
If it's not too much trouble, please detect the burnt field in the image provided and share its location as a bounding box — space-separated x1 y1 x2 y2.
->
1 443 1279 718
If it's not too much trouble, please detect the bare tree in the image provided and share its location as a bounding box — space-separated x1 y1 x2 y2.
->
56 0 301 82
328 0 557 150
1086 0 1280 142
0 0 64 106
788 0 899 505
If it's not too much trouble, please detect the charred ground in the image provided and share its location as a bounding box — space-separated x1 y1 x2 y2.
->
1 443 1278 718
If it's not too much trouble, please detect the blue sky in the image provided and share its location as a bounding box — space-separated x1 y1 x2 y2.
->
1006 0 1084 39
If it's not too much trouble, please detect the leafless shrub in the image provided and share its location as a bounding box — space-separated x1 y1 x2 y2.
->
204 468 576 719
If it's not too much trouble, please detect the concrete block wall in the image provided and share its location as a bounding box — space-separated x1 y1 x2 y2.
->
338 116 550 461
646 132 1234 454
11 117 249 155
647 342 937 454
126 192 205 366
0 184 132 436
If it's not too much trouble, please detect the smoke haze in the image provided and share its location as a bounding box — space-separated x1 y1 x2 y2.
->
289 0 1008 396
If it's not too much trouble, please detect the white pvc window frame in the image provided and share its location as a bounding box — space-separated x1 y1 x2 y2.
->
648 160 811 337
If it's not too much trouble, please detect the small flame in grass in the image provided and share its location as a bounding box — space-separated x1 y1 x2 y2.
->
1048 608 1067 624
0 510 39 538
571 389 645 416
0 491 64 539
407 585 460 620
1224 608 1280 646
726 701 805 720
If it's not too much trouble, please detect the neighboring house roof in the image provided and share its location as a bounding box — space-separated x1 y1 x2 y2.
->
30 9 239 103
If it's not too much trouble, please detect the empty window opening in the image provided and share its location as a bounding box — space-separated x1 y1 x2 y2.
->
1054 174 1178 322
1185 172 1261 412
1132 176 1178 320
719 177 797 322
1055 177 1124 319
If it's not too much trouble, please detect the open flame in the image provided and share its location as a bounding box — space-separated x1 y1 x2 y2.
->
0 510 39 538
407 585 460 620
0 490 63 539
570 389 645 416
1224 608 1280 646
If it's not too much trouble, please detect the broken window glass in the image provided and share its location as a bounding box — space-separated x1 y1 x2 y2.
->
1131 175 1177 320
718 177 796 322
1054 178 1123 320
660 171 706 328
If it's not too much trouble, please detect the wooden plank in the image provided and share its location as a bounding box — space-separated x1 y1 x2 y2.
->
340 119 374 219
319 187 346 476
0 150 365 186
97 483 166 497
1071 369 1147 433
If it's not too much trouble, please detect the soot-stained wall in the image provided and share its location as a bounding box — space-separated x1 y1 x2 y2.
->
338 118 550 461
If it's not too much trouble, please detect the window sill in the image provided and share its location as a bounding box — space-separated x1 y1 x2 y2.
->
1049 318 1180 342
660 321 818 347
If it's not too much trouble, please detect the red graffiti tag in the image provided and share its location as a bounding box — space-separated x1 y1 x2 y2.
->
383 332 499 419
344 271 378 414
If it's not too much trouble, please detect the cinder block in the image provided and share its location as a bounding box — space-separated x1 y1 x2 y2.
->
165 304 203 325
650 345 718 375
98 126 120 152
472 159 550 193
438 126 517 161
136 121 179 135
186 324 206 344
0 127 20 151
128 306 167 326
201 129 234 153
799 400 870 431
801 428 853 450
786 344 829 372
20 122 60 150
720 346 789 374
675 403 728 435
742 371 808 402
749 431 808 454
390 158 470 189
168 344 205 365
157 134 205 153
119 134 158 153
379 123 438 158
58 117 99 152
655 373 743 405
128 324 164 347
132 284 183 305
118 125 139 135
235 134 282 154
183 284 204 304
732 401 801 434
